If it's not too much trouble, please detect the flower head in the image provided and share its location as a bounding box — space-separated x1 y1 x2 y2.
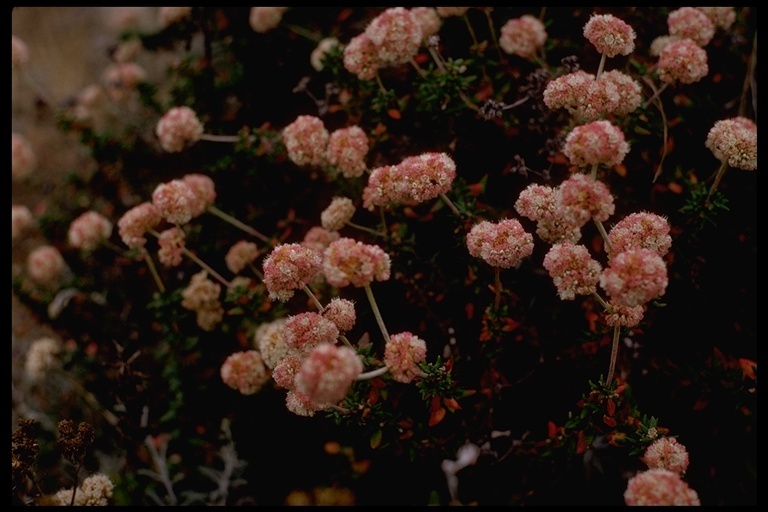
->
155 106 204 153
607 212 672 262
181 271 224 331
12 205 35 241
466 218 534 269
321 197 356 232
25 337 62 381
262 243 323 301
323 238 391 288
68 211 113 251
248 7 288 33
282 115 329 167
311 37 341 71
543 242 602 300
642 437 690 475
604 302 645 328
343 33 380 81
697 7 736 31
254 317 289 369
563 120 630 168
295 343 363 405
657 38 708 85
365 7 422 66
53 473 114 506
152 179 196 225
597 70 642 117
499 15 547 60
624 469 700 506
27 245 66 285
396 152 457 203
326 126 369 178
117 202 161 249
384 332 427 383
558 173 615 224
705 116 757 171
220 350 269 395
362 164 414 210
668 7 715 47
181 173 216 217
322 298 357 333
12 132 37 181
436 7 469 18
600 248 668 307
102 62 147 101
302 226 341 252
410 7 441 41
283 312 340 354
157 227 186 267
583 13 636 57
225 240 259 274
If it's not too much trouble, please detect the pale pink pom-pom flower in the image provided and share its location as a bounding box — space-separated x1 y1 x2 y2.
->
181 173 216 217
607 212 672 262
499 15 547 60
667 7 715 47
515 184 583 245
697 7 736 31
343 33 380 81
254 318 289 369
326 126 369 178
410 7 441 41
102 62 147 101
155 106 204 153
311 37 340 72
321 197 356 232
157 227 185 267
558 173 615 225
322 298 357 333
12 132 37 181
295 343 363 406
323 238 391 288
642 437 690 476
117 202 161 249
600 248 668 307
302 226 341 252
152 179 197 225
286 390 322 417
542 70 595 117
542 242 602 300
362 164 414 210
180 270 221 312
365 7 422 66
624 468 700 506
225 240 259 274
248 7 287 33
262 243 323 301
396 152 457 203
657 38 708 85
563 120 630 168
272 353 303 391
68 211 113 251
583 13 636 57
220 350 269 395
27 245 66 285
384 332 427 383
282 115 329 167
282 312 340 354
466 218 534 269
597 70 642 117
705 117 757 171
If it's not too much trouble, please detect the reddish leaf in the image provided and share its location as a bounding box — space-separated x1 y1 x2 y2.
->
738 358 757 380
606 399 616 417
576 430 590 454
602 415 617 428
428 406 447 427
443 397 461 411
387 109 402 119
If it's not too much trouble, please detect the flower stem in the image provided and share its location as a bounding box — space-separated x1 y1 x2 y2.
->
206 205 272 244
706 161 729 207
199 133 241 143
303 284 354 348
182 247 231 288
592 292 611 312
356 365 389 380
439 192 462 218
374 71 388 96
593 218 611 254
493 266 502 310
605 325 621 388
141 247 166 293
595 53 607 79
346 221 387 237
364 283 391 345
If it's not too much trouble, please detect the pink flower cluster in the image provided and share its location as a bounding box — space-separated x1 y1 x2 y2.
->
542 242 601 300
667 7 714 47
180 270 224 331
117 202 161 249
562 120 630 168
12 132 37 181
657 38 708 85
255 317 289 369
262 243 323 301
466 218 534 269
705 116 758 171
384 332 427 383
599 248 668 307
220 350 270 395
542 70 642 122
603 303 645 328
295 343 363 406
157 227 186 267
282 312 340 354
364 7 422 66
155 106 204 153
27 245 66 285
310 37 340 72
322 298 357 333
323 238 391 288
558 173 615 224
435 7 469 18
499 15 547 60
624 468 700 506
362 152 457 210
697 7 736 30
151 179 196 225
225 240 259 274
68 211 113 251
582 13 636 57
321 197 356 232
302 226 341 252
326 125 370 178
12 205 35 241
181 173 217 216
642 437 690 475
514 184 582 244
607 212 672 262
248 7 288 33
410 7 441 42
282 115 329 167
102 62 147 102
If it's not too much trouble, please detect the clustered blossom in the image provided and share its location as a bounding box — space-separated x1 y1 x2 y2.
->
667 7 715 47
282 115 329 167
384 332 427 383
155 106 204 153
67 211 113 251
604 302 645 328
295 343 363 405
156 227 186 267
12 132 37 181
514 184 582 244
624 469 700 506
321 197 357 232
648 35 680 57
220 350 270 395
262 243 323 301
705 116 758 171
435 7 469 18
466 218 534 269
607 212 672 262
542 70 641 122
225 240 259 274
558 173 615 224
180 271 224 331
302 226 341 252
542 243 602 300
12 35 29 68
499 15 547 60
323 238 391 288
117 202 161 249
52 473 115 506
583 13 636 57
102 62 147 101
282 312 340 354
563 120 630 168
272 353 303 390
342 33 380 81
697 7 736 31
158 7 192 28
12 205 35 241
285 389 321 417
600 248 668 307
24 337 62 381
27 245 66 285
410 7 441 41
657 38 708 85
364 7 422 66
255 317 289 369
248 7 288 33
362 165 413 210
642 437 690 476
326 126 370 178
181 173 217 217
311 37 340 72
322 298 357 333
151 179 196 225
